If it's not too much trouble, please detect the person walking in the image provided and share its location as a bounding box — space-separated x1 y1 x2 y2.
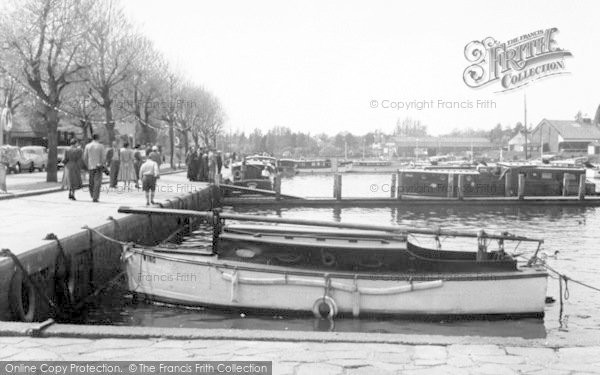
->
201 150 209 182
133 145 142 189
139 155 159 206
106 140 120 188
117 142 137 189
186 146 199 181
63 139 83 200
216 151 223 175
83 134 105 202
208 150 216 184
149 145 161 165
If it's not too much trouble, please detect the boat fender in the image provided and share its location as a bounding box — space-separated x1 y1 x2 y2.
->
312 296 338 319
233 170 242 180
9 269 37 322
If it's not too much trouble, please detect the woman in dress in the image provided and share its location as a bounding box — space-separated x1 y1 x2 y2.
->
117 142 137 189
186 146 199 181
63 138 83 200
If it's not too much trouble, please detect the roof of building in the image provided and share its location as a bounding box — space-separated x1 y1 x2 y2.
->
395 136 491 148
538 119 600 140
508 132 532 145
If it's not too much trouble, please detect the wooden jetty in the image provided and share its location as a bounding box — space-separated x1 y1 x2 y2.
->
220 172 600 207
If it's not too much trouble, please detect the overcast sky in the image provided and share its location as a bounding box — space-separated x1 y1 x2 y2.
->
123 0 599 136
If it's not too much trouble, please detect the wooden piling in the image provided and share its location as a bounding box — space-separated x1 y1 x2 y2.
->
274 174 282 200
518 173 525 200
397 172 403 200
562 173 571 196
504 170 512 197
333 173 342 201
390 173 397 198
447 173 455 198
578 174 586 200
457 174 464 200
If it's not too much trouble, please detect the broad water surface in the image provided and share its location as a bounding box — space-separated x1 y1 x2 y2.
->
80 174 600 343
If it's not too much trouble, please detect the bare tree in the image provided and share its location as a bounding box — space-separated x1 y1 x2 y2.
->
84 0 137 143
1 0 91 181
196 92 225 148
124 37 167 145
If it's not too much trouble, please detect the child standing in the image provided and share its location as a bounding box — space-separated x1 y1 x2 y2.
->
139 156 159 205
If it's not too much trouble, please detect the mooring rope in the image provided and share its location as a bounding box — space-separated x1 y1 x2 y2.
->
82 225 130 246
525 254 600 294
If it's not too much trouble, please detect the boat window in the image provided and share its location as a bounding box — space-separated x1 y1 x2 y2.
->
541 172 553 179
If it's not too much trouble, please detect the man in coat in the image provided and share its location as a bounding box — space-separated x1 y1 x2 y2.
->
106 140 120 188
83 134 106 202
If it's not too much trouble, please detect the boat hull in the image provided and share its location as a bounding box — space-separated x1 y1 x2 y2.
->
123 248 548 318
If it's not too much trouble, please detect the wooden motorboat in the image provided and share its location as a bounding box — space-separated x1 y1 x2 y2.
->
118 207 549 319
228 155 276 191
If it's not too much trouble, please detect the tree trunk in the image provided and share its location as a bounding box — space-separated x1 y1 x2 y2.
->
104 103 115 144
46 108 59 182
169 120 175 169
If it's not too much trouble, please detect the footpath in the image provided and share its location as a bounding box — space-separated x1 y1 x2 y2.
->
0 325 598 374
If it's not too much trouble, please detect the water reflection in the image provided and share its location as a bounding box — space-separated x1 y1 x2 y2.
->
77 174 600 344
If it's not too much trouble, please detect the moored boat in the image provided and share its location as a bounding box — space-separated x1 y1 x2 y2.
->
119 207 549 319
228 155 276 191
346 160 396 173
398 162 595 197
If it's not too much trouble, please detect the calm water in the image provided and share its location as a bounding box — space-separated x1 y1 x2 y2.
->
80 174 600 342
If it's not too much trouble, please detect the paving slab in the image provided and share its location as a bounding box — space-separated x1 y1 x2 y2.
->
0 171 207 255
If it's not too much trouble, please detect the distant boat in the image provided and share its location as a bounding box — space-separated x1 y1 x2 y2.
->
228 155 276 191
398 162 594 197
119 207 548 319
345 160 396 173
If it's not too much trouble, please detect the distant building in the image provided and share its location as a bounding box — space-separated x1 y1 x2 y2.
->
508 132 532 152
530 118 600 154
394 136 492 157
588 141 600 155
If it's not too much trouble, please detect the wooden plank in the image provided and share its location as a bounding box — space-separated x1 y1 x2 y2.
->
118 205 543 242
220 183 304 199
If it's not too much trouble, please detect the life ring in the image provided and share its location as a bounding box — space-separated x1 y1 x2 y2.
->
312 296 338 319
9 270 37 322
233 170 242 179
321 250 336 267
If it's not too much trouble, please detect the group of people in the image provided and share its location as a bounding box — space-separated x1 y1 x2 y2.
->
62 134 162 205
186 146 223 183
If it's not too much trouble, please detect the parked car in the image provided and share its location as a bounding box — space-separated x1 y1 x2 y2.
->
57 146 69 169
0 145 31 174
20 146 48 172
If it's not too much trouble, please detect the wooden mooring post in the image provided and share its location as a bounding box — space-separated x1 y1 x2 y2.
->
505 170 512 197
518 173 525 200
397 172 403 200
274 174 282 200
390 173 397 198
562 173 571 197
578 174 586 200
333 173 342 201
447 173 455 198
457 174 464 200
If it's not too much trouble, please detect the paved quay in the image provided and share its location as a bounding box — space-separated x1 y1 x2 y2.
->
0 171 208 255
0 333 598 374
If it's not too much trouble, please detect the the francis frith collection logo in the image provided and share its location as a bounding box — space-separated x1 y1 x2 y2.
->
463 28 572 92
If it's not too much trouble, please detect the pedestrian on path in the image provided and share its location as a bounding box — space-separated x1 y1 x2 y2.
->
133 145 142 189
186 146 200 181
83 134 106 202
62 139 83 200
106 140 120 188
117 142 137 190
139 156 159 206
149 145 161 166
